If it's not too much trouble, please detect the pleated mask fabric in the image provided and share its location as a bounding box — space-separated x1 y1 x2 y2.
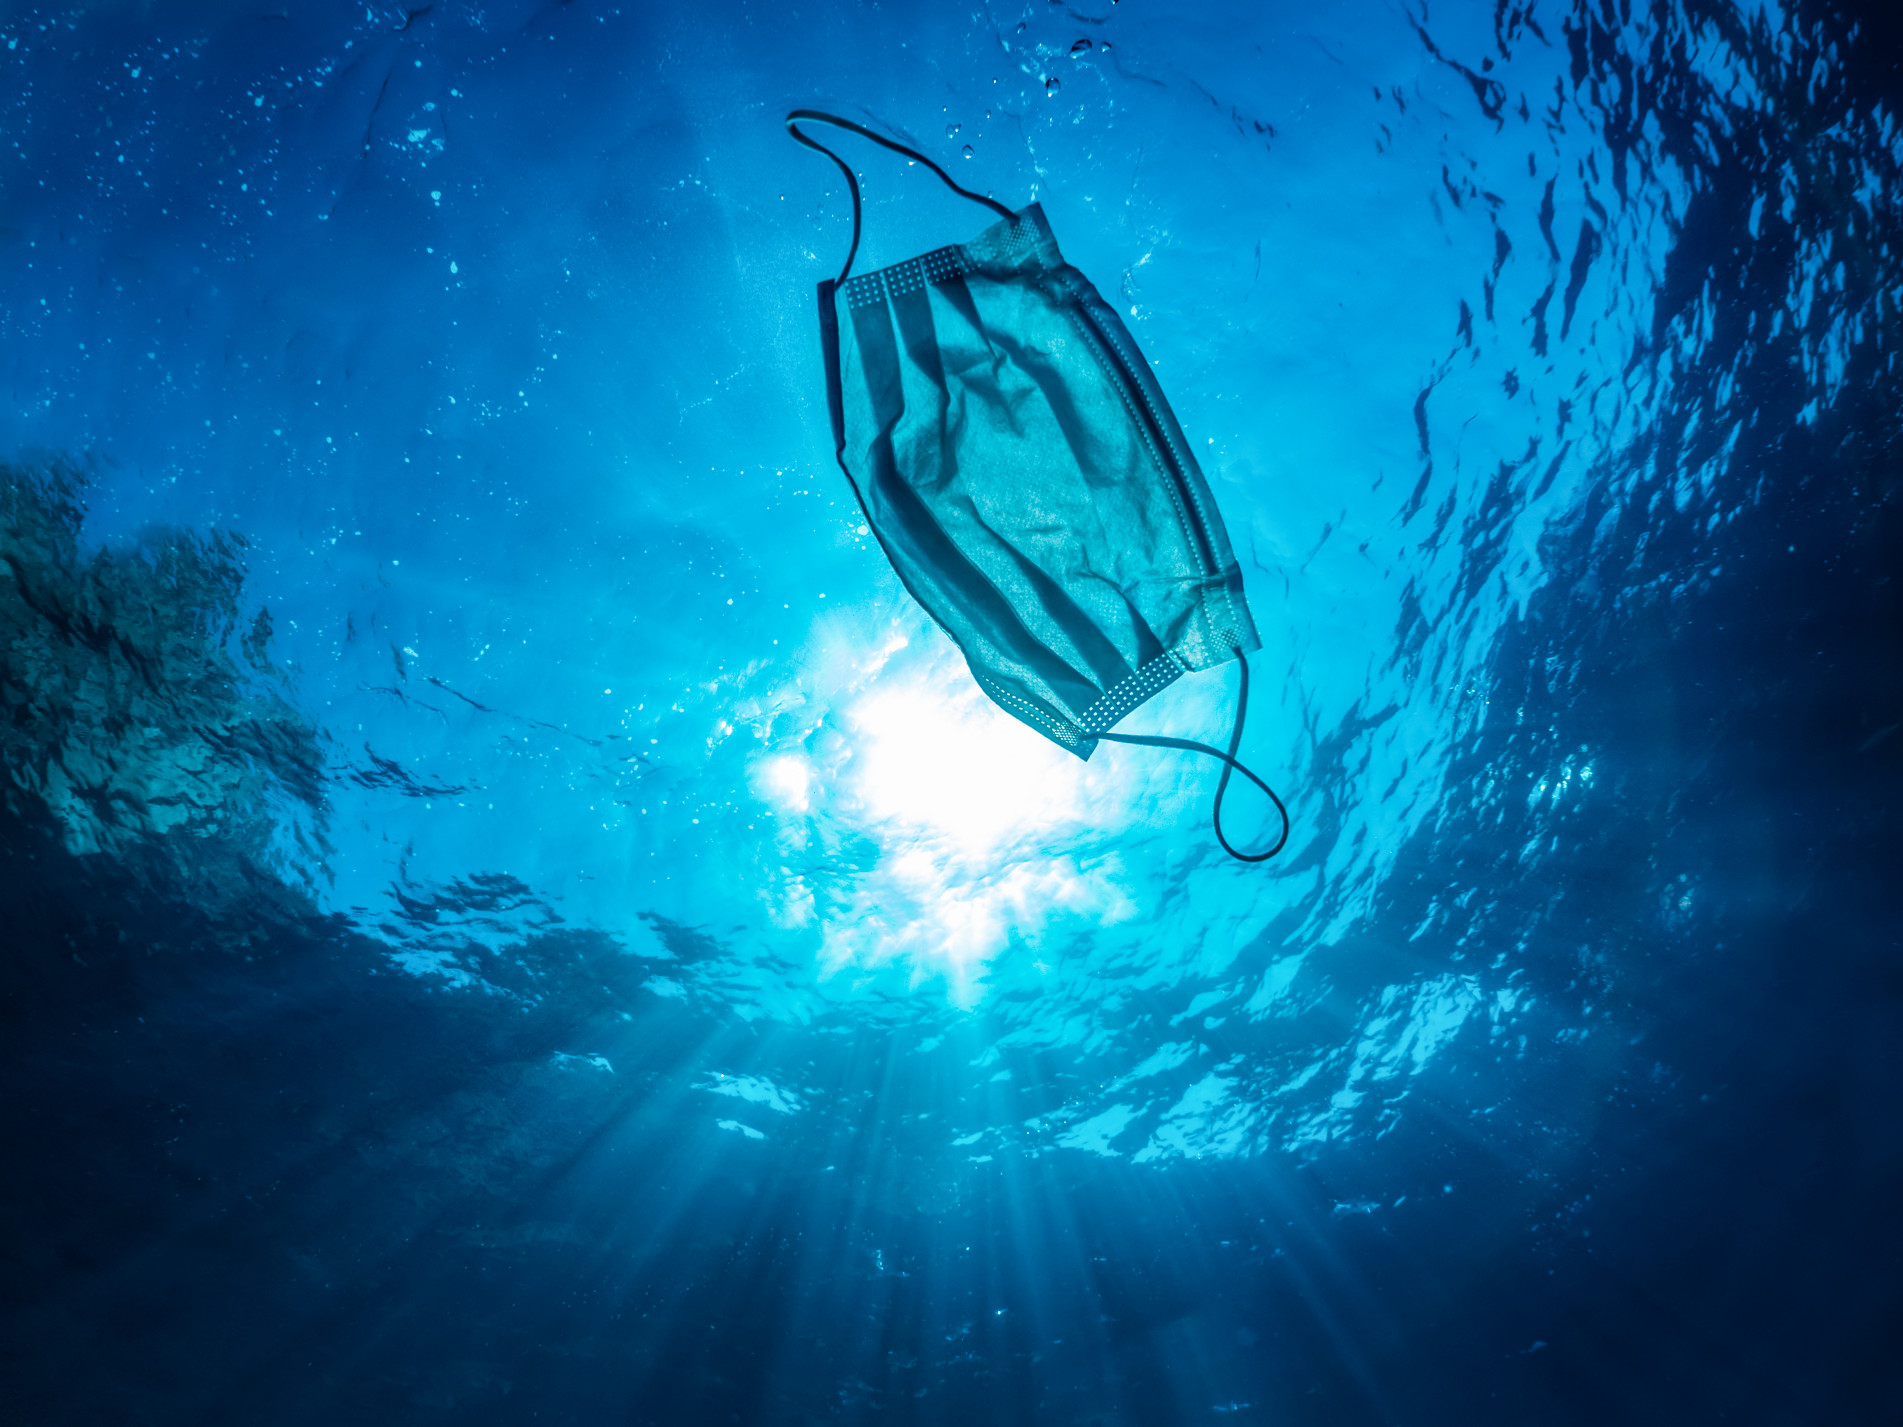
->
789 110 1288 862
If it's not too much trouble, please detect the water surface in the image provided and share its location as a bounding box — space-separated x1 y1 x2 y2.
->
3 1 1900 1422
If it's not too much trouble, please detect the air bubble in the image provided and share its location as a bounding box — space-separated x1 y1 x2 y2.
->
1070 38 1092 54
1045 76 1061 95
946 122 961 138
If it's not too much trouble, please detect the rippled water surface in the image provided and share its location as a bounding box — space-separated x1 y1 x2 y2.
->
4 1 1900 1422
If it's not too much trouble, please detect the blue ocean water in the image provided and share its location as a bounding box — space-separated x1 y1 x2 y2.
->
2 0 1899 1421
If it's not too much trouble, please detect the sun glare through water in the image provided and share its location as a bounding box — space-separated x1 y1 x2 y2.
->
844 675 1090 858
756 644 1145 1004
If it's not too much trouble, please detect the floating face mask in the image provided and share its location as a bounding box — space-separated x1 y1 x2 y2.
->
788 110 1287 861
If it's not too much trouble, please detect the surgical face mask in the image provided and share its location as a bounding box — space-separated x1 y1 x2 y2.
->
789 110 1288 862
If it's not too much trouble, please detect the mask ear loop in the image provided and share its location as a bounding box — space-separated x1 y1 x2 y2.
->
1096 657 1291 863
786 109 1015 285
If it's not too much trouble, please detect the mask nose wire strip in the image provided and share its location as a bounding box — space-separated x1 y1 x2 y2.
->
1096 657 1291 863
786 108 1016 285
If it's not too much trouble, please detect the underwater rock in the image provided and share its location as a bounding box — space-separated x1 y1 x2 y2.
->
0 456 328 936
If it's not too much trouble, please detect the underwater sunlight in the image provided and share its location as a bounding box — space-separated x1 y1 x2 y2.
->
3 0 1900 1422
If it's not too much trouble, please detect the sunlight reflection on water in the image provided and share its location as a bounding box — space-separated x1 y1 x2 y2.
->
774 639 1144 1004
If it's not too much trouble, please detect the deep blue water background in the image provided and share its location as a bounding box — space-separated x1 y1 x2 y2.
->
3 1 1901 1422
